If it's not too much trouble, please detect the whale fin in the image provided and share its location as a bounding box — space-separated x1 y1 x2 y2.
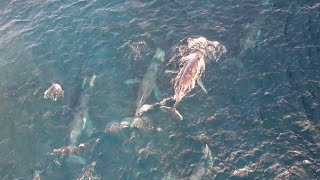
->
137 104 156 117
153 84 162 100
197 78 207 93
124 78 140 85
160 106 183 120
165 69 179 74
172 108 183 120
84 118 94 137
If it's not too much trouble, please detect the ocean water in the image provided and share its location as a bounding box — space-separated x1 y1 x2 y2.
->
0 0 319 179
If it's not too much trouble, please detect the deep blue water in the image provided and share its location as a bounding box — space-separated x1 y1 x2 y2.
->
0 0 319 179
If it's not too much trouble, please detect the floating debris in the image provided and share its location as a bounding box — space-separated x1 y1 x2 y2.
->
43 83 64 101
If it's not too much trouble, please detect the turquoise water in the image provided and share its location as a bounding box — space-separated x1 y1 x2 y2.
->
0 0 319 179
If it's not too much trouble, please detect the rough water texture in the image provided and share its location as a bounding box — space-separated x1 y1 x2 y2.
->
0 0 319 179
